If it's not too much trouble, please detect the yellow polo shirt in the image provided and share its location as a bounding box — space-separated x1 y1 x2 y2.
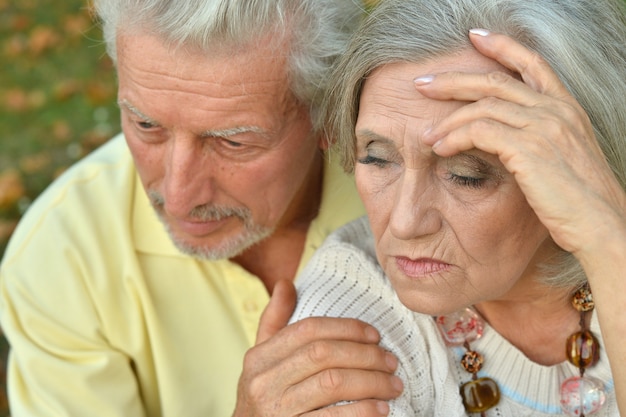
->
0 134 364 417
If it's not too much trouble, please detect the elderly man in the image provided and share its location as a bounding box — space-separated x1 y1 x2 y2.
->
0 1 401 416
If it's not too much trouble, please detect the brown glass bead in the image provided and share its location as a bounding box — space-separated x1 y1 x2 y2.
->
572 284 594 312
461 350 484 373
566 330 600 368
460 377 500 413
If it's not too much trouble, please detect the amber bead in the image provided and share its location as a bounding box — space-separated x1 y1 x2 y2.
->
460 377 500 413
461 350 484 373
572 285 594 312
566 330 600 368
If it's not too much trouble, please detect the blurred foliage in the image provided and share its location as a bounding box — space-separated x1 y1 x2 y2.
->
0 0 120 260
0 0 119 414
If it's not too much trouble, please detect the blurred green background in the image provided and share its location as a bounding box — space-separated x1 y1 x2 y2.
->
1 0 119 258
1 0 119 414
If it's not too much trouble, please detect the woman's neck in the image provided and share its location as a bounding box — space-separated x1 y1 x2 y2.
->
473 285 583 366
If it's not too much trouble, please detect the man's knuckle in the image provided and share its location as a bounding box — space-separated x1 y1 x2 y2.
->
247 374 269 400
293 317 319 337
306 340 334 365
242 348 258 369
318 368 344 392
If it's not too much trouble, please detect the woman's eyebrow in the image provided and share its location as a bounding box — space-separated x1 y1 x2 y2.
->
355 128 394 145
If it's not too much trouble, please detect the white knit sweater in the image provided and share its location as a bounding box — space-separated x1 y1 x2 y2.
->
291 217 618 416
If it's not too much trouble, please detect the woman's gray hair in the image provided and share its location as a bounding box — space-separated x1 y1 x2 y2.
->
92 0 364 132
324 0 626 288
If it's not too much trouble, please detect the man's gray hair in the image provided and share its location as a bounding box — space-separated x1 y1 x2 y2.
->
324 0 626 288
93 0 364 132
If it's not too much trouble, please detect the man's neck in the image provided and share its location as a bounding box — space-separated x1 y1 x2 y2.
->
233 153 324 293
233 224 310 293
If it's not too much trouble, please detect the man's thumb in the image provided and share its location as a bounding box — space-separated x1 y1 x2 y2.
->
255 280 297 344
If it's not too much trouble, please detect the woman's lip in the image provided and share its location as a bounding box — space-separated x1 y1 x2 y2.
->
395 256 451 277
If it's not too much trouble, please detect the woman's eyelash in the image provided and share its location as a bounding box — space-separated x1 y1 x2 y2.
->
448 174 487 189
358 150 494 189
357 155 389 167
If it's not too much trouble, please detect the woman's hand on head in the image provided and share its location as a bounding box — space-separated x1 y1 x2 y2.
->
413 29 626 258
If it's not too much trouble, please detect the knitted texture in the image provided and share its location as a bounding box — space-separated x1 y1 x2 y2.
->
291 217 619 416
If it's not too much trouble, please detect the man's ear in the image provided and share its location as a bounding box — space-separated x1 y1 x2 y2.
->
318 132 332 151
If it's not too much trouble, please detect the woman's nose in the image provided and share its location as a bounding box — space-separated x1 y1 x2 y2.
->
388 169 442 240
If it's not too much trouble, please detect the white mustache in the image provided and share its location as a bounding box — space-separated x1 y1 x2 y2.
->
147 190 251 222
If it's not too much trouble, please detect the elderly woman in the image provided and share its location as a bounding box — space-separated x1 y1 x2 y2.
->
288 0 626 415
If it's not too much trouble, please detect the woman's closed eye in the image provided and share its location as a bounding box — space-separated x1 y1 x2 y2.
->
447 173 488 189
356 139 402 169
358 154 390 167
445 154 503 189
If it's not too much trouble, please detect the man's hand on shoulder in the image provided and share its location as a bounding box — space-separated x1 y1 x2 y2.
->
232 280 402 417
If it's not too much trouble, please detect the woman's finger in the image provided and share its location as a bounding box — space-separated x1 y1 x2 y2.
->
468 29 573 101
422 91 592 156
414 69 538 105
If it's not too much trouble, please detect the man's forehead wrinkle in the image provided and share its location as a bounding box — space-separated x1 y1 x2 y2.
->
126 58 287 93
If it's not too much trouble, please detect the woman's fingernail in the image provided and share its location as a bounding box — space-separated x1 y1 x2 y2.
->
469 28 490 36
413 75 434 85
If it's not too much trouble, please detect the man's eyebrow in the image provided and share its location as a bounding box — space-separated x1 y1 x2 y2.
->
118 99 269 139
118 99 159 125
200 126 268 139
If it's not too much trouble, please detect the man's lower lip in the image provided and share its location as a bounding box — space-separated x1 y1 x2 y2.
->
174 218 228 237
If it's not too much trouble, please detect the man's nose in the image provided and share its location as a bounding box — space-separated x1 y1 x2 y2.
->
161 135 215 218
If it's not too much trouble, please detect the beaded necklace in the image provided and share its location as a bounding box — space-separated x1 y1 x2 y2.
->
435 283 606 416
